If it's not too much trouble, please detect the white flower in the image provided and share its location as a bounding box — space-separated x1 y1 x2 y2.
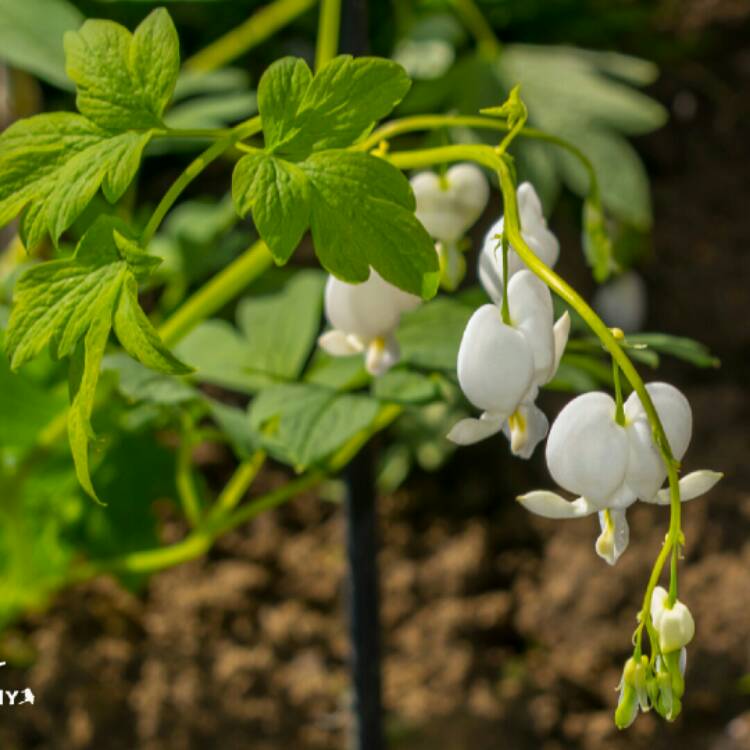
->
479 182 560 304
518 383 722 564
447 270 570 457
651 586 695 653
318 270 420 376
411 163 489 243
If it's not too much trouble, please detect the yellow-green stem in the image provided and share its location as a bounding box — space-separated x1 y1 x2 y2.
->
142 117 262 246
183 0 318 73
315 0 341 70
159 239 274 346
357 114 601 203
209 451 267 520
451 0 502 58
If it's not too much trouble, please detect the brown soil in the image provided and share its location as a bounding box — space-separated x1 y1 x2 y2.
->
2 12 750 750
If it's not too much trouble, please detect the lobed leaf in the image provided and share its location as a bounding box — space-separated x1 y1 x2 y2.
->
0 113 151 249
63 8 179 130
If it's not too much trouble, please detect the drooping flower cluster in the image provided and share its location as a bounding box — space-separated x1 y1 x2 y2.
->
517 382 722 564
411 163 489 290
318 270 420 376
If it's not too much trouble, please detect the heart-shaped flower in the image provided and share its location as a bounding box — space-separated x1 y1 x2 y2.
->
318 270 420 376
447 270 570 457
479 182 560 304
411 163 490 243
518 383 722 564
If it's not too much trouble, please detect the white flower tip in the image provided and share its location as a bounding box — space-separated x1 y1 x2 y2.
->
318 330 362 357
446 416 503 445
516 491 595 519
551 311 571 376
658 601 695 653
652 469 724 505
365 336 399 376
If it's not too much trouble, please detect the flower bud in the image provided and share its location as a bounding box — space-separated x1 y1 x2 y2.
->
659 603 695 654
615 657 640 729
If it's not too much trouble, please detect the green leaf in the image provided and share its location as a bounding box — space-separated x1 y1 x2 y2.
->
0 336 67 449
6 216 186 499
5 216 128 368
0 0 83 90
104 353 197 405
301 150 439 297
67 306 113 502
232 152 310 263
372 369 440 404
397 297 473 370
496 45 667 228
64 8 179 130
113 275 191 375
236 270 324 379
626 333 720 369
249 383 380 469
176 271 325 393
258 55 411 158
0 113 151 249
258 56 312 155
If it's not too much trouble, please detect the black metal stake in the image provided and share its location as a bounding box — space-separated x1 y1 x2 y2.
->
344 442 384 750
338 2 382 749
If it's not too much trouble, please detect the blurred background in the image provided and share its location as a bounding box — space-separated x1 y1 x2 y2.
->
0 1 749 748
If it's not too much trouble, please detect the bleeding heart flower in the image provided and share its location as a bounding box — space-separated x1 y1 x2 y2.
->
318 270 420 376
447 270 570 457
479 182 560 304
518 383 722 564
411 163 490 243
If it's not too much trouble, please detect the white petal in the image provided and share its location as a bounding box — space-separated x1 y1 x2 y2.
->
648 470 723 505
658 601 695 653
412 164 489 242
546 392 630 506
456 304 534 415
502 402 549 459
551 311 571 376
517 490 597 519
624 383 693 501
507 270 555 384
365 335 399 376
318 330 362 356
446 414 504 445
650 585 669 629
324 270 419 342
595 509 630 565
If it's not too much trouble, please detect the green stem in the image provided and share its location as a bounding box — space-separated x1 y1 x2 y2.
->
209 451 267 520
161 128 233 140
158 239 274 346
451 0 502 58
183 0 318 73
358 114 600 201
613 359 626 426
176 425 203 527
500 235 511 324
315 0 341 70
141 117 262 246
